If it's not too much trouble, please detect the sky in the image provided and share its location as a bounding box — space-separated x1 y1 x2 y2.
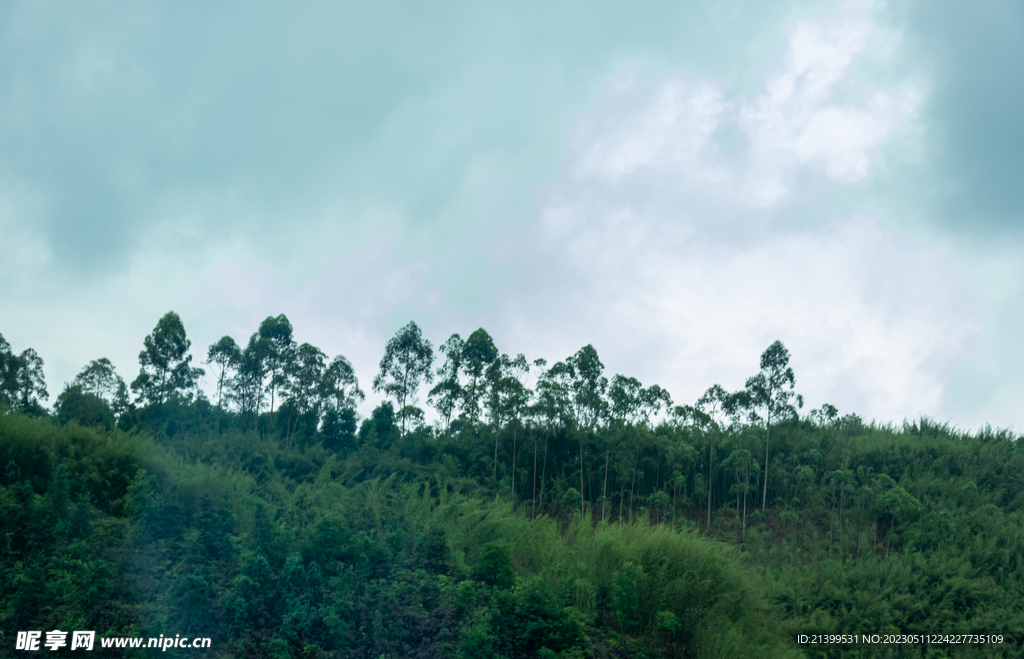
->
1 0 1022 432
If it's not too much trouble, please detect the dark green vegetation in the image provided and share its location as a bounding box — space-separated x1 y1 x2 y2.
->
1 316 1023 658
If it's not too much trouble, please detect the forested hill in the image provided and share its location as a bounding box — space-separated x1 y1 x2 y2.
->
1 313 1023 658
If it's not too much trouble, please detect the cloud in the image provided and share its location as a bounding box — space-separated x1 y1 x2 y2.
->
493 5 997 429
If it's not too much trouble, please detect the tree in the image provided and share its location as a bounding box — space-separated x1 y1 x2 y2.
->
71 357 129 420
372 321 434 434
532 361 569 514
72 358 118 399
428 333 465 432
696 384 729 530
230 333 273 422
745 340 802 512
565 345 608 518
722 445 760 541
257 314 295 414
281 343 328 441
320 354 365 413
609 375 644 425
639 384 672 426
12 348 48 414
55 385 114 429
131 312 203 406
0 333 20 410
565 345 608 429
317 354 364 451
206 336 242 409
487 353 531 494
460 328 497 424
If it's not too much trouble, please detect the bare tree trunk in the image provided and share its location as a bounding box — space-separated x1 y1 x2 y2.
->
602 449 610 522
532 434 539 518
580 430 586 519
742 463 750 542
707 432 714 531
630 441 639 523
511 422 518 504
762 420 770 513
539 430 550 513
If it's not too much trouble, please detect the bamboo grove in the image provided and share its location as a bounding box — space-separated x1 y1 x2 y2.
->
2 313 1023 658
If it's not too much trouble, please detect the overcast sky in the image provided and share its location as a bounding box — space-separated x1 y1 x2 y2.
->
2 0 1022 431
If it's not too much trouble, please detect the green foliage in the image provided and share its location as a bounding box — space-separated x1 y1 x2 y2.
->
4 324 1024 658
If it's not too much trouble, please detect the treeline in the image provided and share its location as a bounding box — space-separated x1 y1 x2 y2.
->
0 312 907 531
2 313 1024 658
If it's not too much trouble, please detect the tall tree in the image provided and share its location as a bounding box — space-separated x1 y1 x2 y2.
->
565 345 608 429
0 332 16 409
565 345 608 518
609 375 644 425
257 314 295 415
722 447 759 541
428 333 465 432
745 340 802 512
696 384 729 530
372 321 434 434
206 336 242 409
12 348 48 414
487 353 531 494
320 354 365 412
73 358 126 404
131 311 203 406
533 360 570 514
282 342 328 441
459 328 497 424
231 333 272 421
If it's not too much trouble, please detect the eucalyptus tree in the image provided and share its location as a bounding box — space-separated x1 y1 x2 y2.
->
565 344 608 429
528 357 547 516
722 447 760 541
321 354 364 412
257 314 295 415
372 321 434 435
564 345 609 518
281 343 328 441
809 403 839 427
428 333 465 432
639 384 672 425
607 375 643 521
696 384 729 530
72 357 129 419
231 333 272 421
532 360 571 513
745 340 803 512
609 375 644 425
459 328 497 424
0 332 14 408
206 336 242 409
0 333 47 413
320 354 364 453
131 312 203 407
12 348 48 414
486 353 531 494
73 358 125 404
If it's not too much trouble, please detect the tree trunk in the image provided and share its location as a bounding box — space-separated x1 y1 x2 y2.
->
579 430 586 519
511 422 518 503
742 463 750 542
539 430 550 513
707 432 714 531
762 420 770 512
532 434 538 518
630 441 639 523
602 449 610 522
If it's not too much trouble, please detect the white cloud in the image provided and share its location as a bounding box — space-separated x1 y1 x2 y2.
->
503 5 988 427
